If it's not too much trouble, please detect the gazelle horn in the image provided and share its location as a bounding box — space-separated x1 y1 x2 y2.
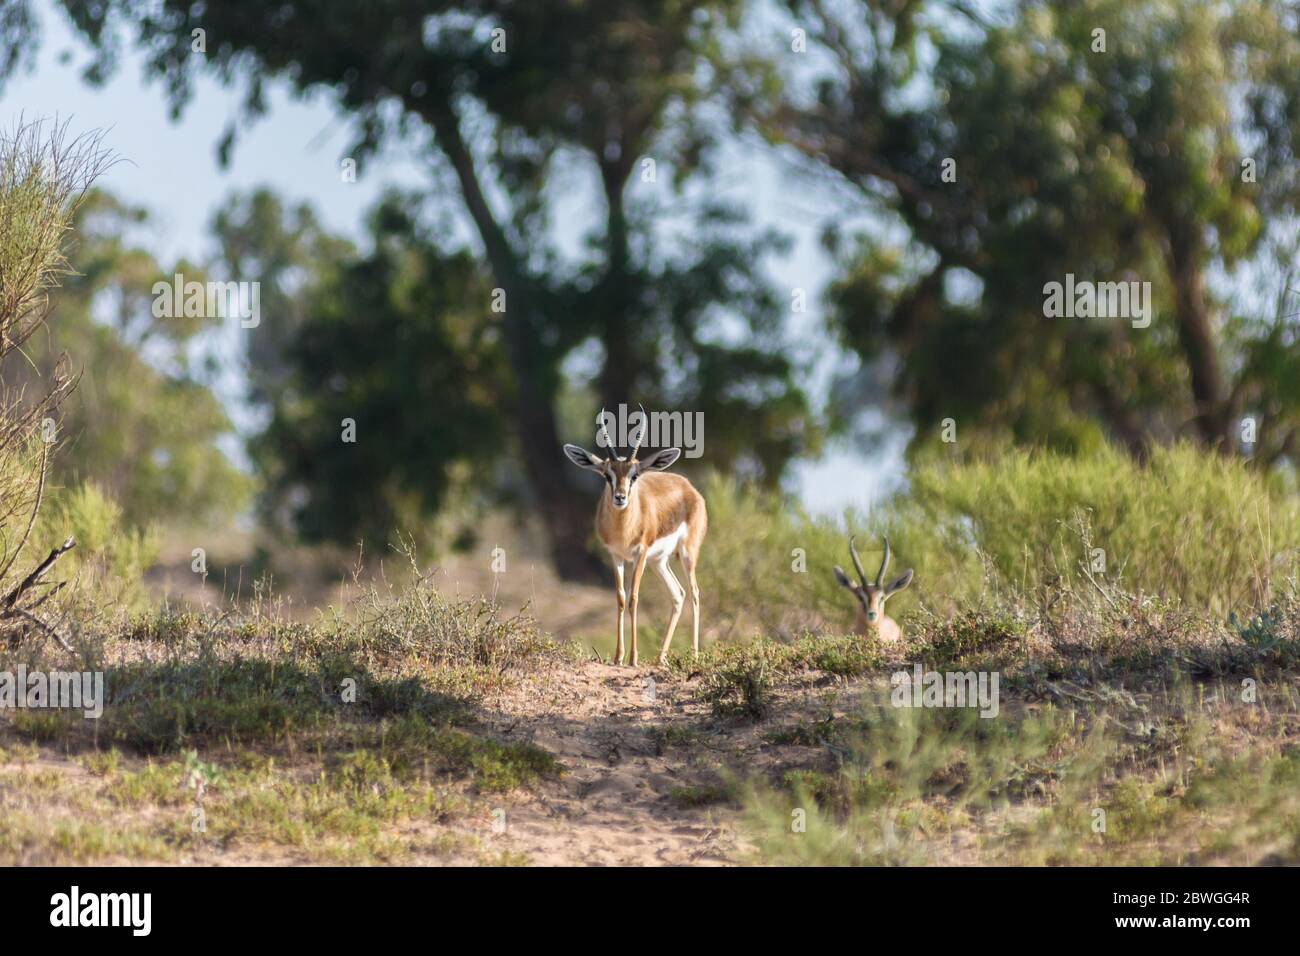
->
848 535 868 587
877 536 891 587
597 407 617 458
629 403 647 461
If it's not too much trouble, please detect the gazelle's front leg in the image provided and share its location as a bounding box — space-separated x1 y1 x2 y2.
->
612 560 627 665
628 551 649 667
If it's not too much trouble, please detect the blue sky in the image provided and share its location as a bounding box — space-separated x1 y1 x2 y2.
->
1 1 905 518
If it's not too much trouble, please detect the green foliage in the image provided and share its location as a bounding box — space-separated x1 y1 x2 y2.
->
33 482 159 606
747 695 1112 865
10 190 253 529
705 443 1300 632
0 569 560 864
326 719 558 796
915 608 1027 665
114 569 557 702
693 635 885 718
747 677 1300 865
700 641 780 719
12 710 75 743
101 657 374 754
776 0 1300 460
762 717 837 746
1230 609 1286 654
647 724 705 752
805 639 888 677
0 118 115 633
416 727 560 794
1228 585 1300 665
669 779 742 808
31 1 819 578
698 475 861 637
236 190 508 548
310 546 560 688
0 118 100 348
901 443 1300 613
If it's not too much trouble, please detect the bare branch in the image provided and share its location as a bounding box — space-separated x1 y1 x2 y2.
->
3 535 74 610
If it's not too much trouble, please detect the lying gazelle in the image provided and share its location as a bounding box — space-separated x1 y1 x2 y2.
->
563 408 707 666
833 536 913 641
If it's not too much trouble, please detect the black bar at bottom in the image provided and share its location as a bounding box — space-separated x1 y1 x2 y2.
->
0 866 1280 942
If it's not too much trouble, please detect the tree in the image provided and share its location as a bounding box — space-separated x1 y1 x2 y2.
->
0 118 108 645
217 188 511 546
18 0 818 578
5 189 252 528
764 0 1300 463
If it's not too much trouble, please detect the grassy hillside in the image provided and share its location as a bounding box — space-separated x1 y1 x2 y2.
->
4 447 1300 865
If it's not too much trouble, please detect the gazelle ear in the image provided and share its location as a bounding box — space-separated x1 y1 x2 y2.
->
563 444 604 472
637 447 681 471
885 569 913 596
833 566 855 590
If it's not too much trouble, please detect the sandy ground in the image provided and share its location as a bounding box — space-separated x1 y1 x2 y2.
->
453 660 863 866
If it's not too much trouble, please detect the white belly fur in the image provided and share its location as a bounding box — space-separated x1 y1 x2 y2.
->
609 523 688 564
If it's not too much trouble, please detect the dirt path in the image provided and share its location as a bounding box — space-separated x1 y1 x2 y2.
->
463 661 855 866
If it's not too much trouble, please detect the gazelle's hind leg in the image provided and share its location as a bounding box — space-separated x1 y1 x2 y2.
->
678 543 701 658
653 555 686 665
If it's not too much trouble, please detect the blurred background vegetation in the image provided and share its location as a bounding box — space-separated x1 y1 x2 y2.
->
1 0 1299 636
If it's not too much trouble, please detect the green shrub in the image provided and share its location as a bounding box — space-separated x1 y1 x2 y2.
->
33 482 159 607
100 657 464 754
0 120 113 638
699 640 793 719
703 443 1300 634
1228 583 1300 666
698 475 874 638
669 779 742 808
915 607 1028 665
901 443 1299 615
746 696 1111 865
12 710 75 743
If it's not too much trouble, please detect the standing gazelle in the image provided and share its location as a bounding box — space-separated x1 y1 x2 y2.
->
833 536 913 642
563 409 707 666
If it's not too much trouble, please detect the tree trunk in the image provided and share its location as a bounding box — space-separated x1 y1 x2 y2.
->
1168 237 1229 449
1090 378 1152 461
424 97 604 582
